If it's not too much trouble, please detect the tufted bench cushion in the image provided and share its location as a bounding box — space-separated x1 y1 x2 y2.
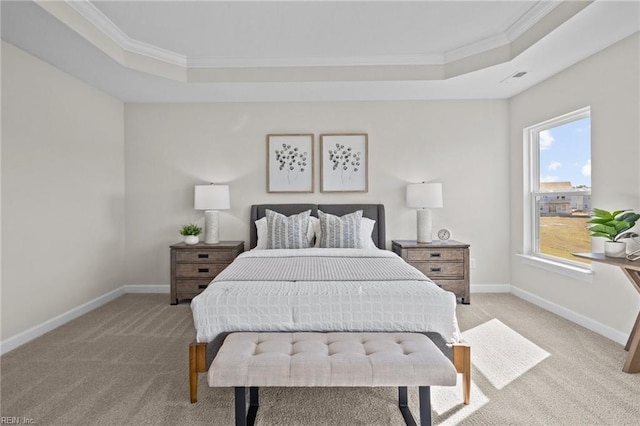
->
208 332 457 388
207 332 459 426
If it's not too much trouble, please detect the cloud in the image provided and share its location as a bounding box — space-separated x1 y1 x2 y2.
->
539 130 554 150
540 175 559 183
548 161 562 171
581 159 591 177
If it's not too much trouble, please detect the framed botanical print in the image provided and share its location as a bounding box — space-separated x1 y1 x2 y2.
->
267 134 314 193
320 133 368 192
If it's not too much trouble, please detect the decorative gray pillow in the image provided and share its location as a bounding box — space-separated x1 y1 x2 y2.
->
318 210 363 248
266 209 312 249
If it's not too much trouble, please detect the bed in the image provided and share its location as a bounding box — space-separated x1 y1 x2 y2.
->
188 204 470 404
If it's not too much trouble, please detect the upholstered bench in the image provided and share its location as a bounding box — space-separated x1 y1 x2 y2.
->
207 332 458 426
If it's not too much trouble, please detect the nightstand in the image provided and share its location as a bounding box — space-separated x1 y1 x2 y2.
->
170 241 244 305
392 240 470 304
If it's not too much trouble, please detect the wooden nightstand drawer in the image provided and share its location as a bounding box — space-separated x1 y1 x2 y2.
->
175 263 227 278
392 239 470 304
176 279 212 294
170 241 244 304
407 248 464 262
176 249 236 263
412 262 463 278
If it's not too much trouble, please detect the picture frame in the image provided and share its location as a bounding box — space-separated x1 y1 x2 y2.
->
320 133 368 192
267 134 314 193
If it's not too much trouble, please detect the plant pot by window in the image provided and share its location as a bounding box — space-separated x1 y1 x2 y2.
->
184 235 199 245
604 241 626 258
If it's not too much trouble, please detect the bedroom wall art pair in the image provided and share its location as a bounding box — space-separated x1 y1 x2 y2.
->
267 133 368 193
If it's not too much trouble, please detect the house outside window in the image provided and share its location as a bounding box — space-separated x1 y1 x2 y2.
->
525 107 591 267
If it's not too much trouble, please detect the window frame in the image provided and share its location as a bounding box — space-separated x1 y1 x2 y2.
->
524 106 591 270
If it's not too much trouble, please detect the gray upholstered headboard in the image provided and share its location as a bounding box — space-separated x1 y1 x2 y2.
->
250 204 386 250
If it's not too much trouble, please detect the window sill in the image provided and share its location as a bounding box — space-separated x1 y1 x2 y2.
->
517 254 594 283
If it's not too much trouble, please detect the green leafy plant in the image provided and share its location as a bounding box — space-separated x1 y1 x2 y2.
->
587 208 640 241
179 223 202 236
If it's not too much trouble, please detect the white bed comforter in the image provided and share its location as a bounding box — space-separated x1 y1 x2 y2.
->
191 248 461 343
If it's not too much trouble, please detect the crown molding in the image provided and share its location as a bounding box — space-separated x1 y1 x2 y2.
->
66 0 187 67
505 0 562 41
444 1 562 63
444 32 511 64
187 53 445 69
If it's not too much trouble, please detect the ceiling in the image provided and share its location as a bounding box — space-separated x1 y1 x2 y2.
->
1 1 639 102
89 1 540 66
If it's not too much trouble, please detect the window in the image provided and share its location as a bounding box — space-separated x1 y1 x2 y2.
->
525 107 591 267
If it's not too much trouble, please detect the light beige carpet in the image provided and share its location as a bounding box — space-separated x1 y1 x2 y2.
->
1 293 639 425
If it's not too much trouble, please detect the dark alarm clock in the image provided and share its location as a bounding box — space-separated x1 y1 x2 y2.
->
437 228 452 241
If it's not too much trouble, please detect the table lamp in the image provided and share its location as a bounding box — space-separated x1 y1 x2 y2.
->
406 182 443 243
194 184 230 244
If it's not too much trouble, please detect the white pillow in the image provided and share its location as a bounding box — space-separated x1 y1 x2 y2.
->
360 217 377 249
255 216 315 249
313 216 376 249
309 216 320 245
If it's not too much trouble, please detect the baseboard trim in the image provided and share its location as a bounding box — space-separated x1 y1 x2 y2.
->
1 284 169 355
471 284 511 293
0 286 125 355
123 284 170 294
510 285 628 345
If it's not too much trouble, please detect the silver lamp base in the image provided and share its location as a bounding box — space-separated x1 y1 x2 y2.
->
416 209 433 243
204 210 220 244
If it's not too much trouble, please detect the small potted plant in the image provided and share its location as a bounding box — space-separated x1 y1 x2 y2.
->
587 208 640 257
180 223 202 245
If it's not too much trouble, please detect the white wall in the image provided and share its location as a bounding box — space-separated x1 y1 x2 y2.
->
1 42 126 342
509 33 640 340
124 100 510 286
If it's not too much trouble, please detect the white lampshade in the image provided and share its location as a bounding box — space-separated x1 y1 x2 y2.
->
406 182 443 209
194 184 230 210
194 184 230 244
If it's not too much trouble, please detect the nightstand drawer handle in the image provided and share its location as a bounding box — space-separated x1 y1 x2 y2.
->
198 284 208 289
430 267 442 272
198 268 209 273
198 253 209 259
430 253 442 258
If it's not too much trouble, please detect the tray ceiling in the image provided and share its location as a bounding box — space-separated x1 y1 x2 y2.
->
1 1 639 102
88 1 545 66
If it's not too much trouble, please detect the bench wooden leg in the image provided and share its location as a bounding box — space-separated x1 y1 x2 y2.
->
235 387 259 426
189 342 207 403
453 343 471 405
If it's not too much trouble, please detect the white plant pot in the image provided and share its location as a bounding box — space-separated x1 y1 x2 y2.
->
604 241 626 258
184 235 199 245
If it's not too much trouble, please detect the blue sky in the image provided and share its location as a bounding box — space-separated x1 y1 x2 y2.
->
539 117 591 187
